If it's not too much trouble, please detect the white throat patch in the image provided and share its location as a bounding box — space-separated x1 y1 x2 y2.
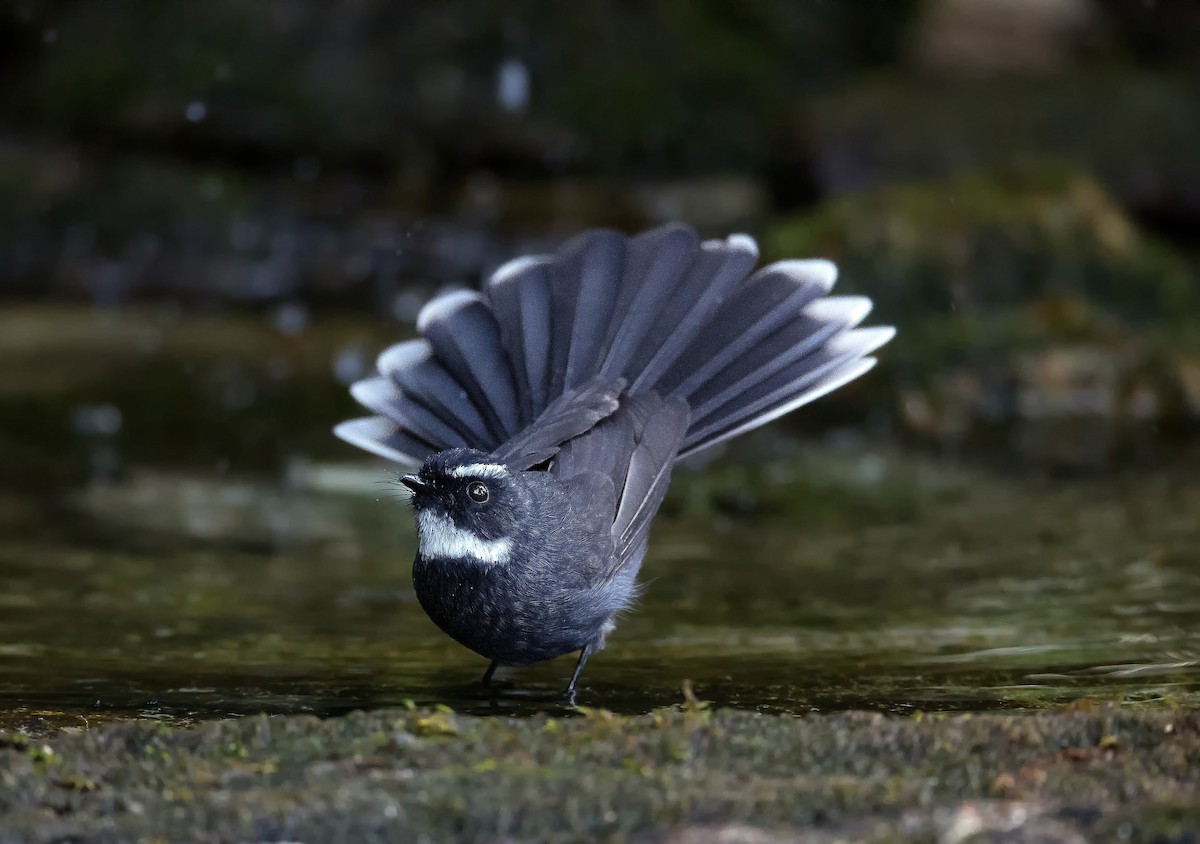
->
415 510 512 565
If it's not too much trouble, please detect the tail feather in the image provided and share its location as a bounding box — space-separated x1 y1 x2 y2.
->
482 254 552 425
416 291 521 443
685 297 874 422
350 376 472 451
685 319 841 422
545 237 585 402
683 325 894 452
627 236 758 392
487 255 552 426
337 222 893 469
659 259 837 401
377 339 495 450
333 416 437 465
681 357 880 457
557 230 625 392
599 225 698 380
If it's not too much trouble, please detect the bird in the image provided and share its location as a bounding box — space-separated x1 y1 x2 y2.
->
335 222 893 700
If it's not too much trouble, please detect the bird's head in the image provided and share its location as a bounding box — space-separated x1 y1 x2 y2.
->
400 449 527 566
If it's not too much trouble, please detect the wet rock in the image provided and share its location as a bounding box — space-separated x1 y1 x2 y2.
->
910 0 1097 75
1177 355 1200 417
632 176 769 232
768 173 1200 463
1012 346 1155 467
451 174 645 231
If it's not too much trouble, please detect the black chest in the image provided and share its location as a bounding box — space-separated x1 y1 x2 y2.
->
411 555 611 666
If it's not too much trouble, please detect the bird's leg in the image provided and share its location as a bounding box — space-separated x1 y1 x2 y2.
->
560 644 593 704
480 661 499 688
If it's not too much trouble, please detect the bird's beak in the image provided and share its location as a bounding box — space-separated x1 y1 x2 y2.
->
399 474 429 495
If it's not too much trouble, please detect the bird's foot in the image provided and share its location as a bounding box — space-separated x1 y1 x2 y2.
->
554 643 592 706
480 661 500 689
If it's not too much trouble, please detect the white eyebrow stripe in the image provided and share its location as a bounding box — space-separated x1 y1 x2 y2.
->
415 511 512 565
448 463 509 479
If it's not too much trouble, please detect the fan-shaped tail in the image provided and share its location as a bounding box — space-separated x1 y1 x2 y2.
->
336 222 892 467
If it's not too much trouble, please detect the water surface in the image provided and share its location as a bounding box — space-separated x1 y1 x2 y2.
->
3 447 1198 733
1 308 1197 732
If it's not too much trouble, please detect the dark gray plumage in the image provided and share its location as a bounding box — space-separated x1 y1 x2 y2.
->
336 222 893 698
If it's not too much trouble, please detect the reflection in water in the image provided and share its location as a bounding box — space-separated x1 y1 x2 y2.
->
1 443 1197 733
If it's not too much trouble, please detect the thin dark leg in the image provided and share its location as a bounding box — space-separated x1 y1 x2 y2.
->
560 644 593 704
480 661 499 688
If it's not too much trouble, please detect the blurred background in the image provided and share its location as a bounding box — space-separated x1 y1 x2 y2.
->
1 0 1199 729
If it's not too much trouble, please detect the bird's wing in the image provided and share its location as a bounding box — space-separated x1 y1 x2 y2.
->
492 375 625 471
553 392 689 578
554 468 620 582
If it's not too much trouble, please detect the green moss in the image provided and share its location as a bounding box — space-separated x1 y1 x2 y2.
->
0 734 30 752
768 171 1200 369
412 711 459 738
0 705 1197 841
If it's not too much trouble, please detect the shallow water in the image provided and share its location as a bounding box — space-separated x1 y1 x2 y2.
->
1 308 1198 732
3 448 1198 733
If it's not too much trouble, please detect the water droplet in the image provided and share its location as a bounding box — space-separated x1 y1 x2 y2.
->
91 445 121 484
221 373 257 411
42 29 57 44
272 301 309 335
201 176 224 199
333 345 368 385
391 290 424 323
229 218 260 251
71 404 123 437
343 250 374 282
496 58 530 113
185 101 207 122
85 261 131 307
293 155 321 181
266 356 291 381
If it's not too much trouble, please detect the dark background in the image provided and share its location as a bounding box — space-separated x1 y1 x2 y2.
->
2 0 1200 475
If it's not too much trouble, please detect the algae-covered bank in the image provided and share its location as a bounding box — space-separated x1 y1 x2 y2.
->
1 704 1198 842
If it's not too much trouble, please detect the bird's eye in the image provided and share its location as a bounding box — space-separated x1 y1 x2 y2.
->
466 481 489 503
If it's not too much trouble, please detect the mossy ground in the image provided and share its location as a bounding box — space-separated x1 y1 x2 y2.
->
1 703 1197 842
